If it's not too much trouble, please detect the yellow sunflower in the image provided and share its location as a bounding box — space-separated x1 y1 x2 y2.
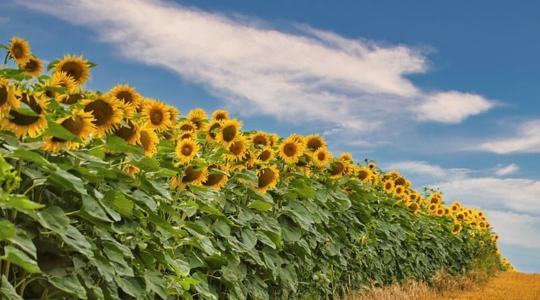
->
312 148 332 167
46 71 79 99
451 223 462 235
257 147 275 164
394 185 405 196
123 164 141 177
383 180 395 193
175 138 199 165
1 92 48 138
54 55 90 85
109 84 142 117
186 108 207 130
356 167 372 182
82 95 123 137
171 166 208 189
250 131 269 148
138 128 159 157
8 37 32 65
279 135 305 164
450 201 462 213
339 152 353 163
268 133 278 147
0 78 19 117
305 135 326 152
257 166 280 193
178 121 197 132
179 131 195 140
205 120 221 142
367 161 377 171
216 119 242 147
226 136 248 161
408 202 420 214
211 109 229 121
328 161 346 178
20 56 43 77
141 99 172 132
167 106 179 124
112 121 140 145
42 110 96 153
203 165 229 190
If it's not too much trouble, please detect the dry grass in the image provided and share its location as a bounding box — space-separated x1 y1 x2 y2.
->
347 272 540 300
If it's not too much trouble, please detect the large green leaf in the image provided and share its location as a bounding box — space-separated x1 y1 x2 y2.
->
0 275 23 300
3 245 40 273
48 274 88 299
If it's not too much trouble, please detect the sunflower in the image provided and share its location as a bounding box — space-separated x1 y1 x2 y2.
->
46 71 79 99
178 121 197 133
123 164 141 177
257 166 280 193
0 78 19 117
186 108 207 130
383 180 395 193
227 136 248 161
356 167 371 182
455 212 465 222
329 161 346 178
141 99 171 131
203 165 228 190
167 106 179 124
450 201 462 213
54 55 90 85
312 148 332 167
83 95 123 137
175 138 199 165
367 161 377 171
179 131 195 140
172 166 208 189
113 121 140 145
279 135 305 164
211 109 229 121
305 135 326 152
408 202 419 213
20 56 43 77
216 119 242 147
436 207 445 217
42 110 95 152
8 37 32 65
428 193 442 205
394 185 405 196
205 120 221 142
268 133 278 147
138 128 159 157
1 92 48 138
339 152 353 163
250 131 269 148
257 147 274 164
109 84 142 117
451 223 462 235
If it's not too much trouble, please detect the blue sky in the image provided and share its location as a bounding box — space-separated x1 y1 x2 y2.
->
2 0 539 272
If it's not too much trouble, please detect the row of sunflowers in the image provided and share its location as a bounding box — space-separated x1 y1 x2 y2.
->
0 36 512 299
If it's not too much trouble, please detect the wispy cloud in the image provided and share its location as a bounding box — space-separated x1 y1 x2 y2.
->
385 160 469 180
486 210 540 250
494 163 519 176
16 0 496 140
475 120 540 154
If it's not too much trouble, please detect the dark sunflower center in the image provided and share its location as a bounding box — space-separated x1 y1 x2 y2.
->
114 122 136 141
182 167 202 183
229 141 244 155
253 135 267 146
317 152 326 160
0 85 7 106
84 99 113 126
24 59 39 72
11 44 24 59
283 143 296 156
191 118 203 130
8 93 42 125
330 162 344 176
150 109 164 125
181 144 193 156
61 115 85 136
116 91 133 104
258 168 276 188
258 150 271 161
358 170 369 180
215 113 226 120
61 61 84 81
204 173 224 186
180 123 195 131
307 139 322 151
64 93 83 105
385 183 392 189
222 125 237 142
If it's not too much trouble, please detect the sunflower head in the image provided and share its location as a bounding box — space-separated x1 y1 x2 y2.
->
42 110 96 152
55 55 91 85
268 133 279 147
8 37 32 65
1 92 48 138
175 138 199 165
20 56 43 77
186 108 208 130
394 185 405 196
46 71 79 99
179 131 195 140
257 166 280 193
312 148 332 167
305 135 326 152
142 99 172 132
257 147 274 164
356 167 372 182
339 152 353 163
329 161 346 178
279 135 306 164
113 121 140 145
383 180 395 193
178 121 197 133
251 131 269 148
452 223 462 235
203 165 228 190
216 119 242 147
138 128 159 157
367 161 377 171
450 201 462 212
180 166 208 188
123 164 141 177
226 136 248 161
109 84 142 117
205 120 221 142
211 109 229 121
0 78 20 117
83 95 123 137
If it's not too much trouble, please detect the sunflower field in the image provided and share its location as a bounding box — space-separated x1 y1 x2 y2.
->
0 36 513 299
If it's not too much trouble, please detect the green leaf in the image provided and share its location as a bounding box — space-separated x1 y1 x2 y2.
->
132 156 160 172
36 206 69 233
48 167 87 195
47 59 59 71
0 219 16 241
44 120 81 142
0 275 23 300
12 149 53 168
9 231 37 260
47 274 88 299
4 245 40 273
81 195 113 222
105 135 143 155
248 200 273 212
0 195 45 213
115 277 144 298
144 271 167 299
104 190 134 218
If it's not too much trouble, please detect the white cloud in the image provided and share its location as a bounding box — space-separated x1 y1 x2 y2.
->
476 120 540 154
494 163 519 176
415 91 495 124
16 0 495 137
385 160 469 179
486 210 540 250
